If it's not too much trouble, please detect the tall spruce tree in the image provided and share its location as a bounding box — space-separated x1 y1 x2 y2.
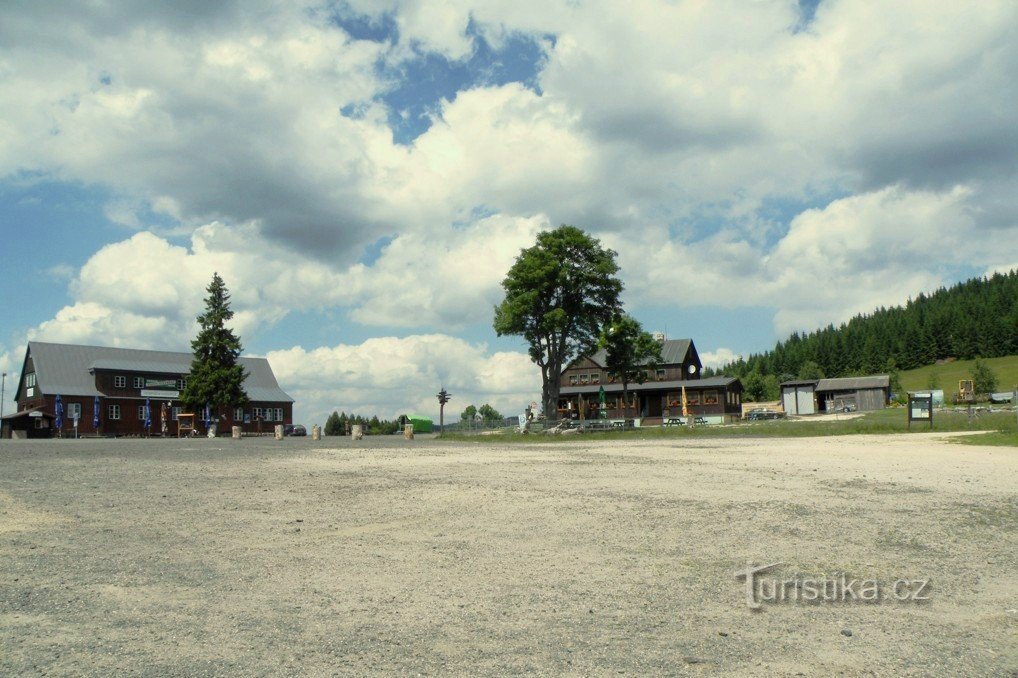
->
182 273 248 415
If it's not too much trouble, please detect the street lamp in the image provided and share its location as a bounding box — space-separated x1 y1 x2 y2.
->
436 387 451 433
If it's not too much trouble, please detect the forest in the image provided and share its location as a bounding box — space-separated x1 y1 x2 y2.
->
705 269 1018 396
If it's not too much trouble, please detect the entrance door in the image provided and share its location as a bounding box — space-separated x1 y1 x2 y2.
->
647 394 663 417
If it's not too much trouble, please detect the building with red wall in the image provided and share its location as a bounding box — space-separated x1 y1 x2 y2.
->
4 341 293 438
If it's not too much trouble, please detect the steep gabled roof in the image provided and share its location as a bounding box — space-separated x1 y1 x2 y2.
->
582 338 694 369
22 341 293 402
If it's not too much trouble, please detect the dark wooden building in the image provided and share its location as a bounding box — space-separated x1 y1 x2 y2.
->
558 338 743 425
3 341 293 438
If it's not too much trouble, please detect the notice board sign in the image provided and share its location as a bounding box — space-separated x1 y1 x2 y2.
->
908 394 933 429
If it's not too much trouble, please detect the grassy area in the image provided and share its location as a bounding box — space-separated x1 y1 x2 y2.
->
950 431 1018 447
900 354 1018 394
442 407 1018 443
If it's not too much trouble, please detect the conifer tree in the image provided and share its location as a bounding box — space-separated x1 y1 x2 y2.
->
181 273 248 415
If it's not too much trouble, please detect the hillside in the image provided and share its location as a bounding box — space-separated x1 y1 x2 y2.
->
899 355 1018 394
711 269 1018 382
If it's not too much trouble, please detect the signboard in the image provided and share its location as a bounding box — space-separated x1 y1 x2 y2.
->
141 389 179 398
146 379 177 389
907 394 933 429
28 410 43 418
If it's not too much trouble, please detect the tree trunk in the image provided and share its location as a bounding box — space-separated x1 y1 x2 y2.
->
543 360 561 421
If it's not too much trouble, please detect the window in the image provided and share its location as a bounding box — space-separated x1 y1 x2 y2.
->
253 407 265 420
67 403 82 420
108 404 121 420
172 406 182 420
133 377 145 389
590 372 600 384
656 369 666 381
234 407 244 421
177 378 187 390
703 390 719 405
579 374 590 385
138 405 148 420
114 376 126 388
275 408 284 422
25 373 37 388
569 375 578 386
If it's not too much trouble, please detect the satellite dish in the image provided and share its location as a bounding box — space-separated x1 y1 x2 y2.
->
688 364 697 375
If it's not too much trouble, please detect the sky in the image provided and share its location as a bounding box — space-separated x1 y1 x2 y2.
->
1 0 1016 425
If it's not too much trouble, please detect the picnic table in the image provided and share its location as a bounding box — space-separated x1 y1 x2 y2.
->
664 417 685 427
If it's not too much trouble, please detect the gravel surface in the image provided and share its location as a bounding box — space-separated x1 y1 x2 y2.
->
1 434 1016 676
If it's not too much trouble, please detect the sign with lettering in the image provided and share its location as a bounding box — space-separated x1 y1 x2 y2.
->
140 389 180 398
146 379 177 389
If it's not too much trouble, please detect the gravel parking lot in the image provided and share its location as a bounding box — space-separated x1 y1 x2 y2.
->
1 434 1016 676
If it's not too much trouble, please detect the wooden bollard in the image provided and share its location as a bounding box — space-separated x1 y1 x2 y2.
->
274 424 284 440
351 424 363 440
232 426 241 440
311 425 321 440
403 424 414 440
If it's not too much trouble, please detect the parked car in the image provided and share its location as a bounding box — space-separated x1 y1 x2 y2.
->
284 424 307 436
747 409 785 421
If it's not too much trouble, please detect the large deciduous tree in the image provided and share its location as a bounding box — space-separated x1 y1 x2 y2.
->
494 225 623 420
182 273 248 416
598 315 663 419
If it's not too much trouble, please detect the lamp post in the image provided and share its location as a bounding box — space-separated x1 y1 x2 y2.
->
436 387 451 433
1 372 6 422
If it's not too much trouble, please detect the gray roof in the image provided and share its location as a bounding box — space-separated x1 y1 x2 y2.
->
583 338 693 368
780 380 818 388
23 341 293 403
560 376 739 395
815 375 890 392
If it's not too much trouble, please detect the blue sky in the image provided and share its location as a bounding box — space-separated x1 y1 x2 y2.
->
1 0 1016 424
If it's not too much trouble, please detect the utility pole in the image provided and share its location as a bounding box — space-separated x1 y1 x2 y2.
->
437 387 451 433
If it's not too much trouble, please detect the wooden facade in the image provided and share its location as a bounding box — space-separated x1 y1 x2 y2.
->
5 342 294 438
557 338 743 423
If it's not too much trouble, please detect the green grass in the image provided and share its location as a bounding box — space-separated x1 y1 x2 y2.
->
900 355 1018 394
440 407 1018 443
950 431 1018 447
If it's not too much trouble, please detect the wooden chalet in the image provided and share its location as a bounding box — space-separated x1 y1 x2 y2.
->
558 338 743 425
3 341 293 438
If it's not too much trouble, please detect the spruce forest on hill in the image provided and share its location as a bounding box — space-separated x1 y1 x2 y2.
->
706 269 1018 382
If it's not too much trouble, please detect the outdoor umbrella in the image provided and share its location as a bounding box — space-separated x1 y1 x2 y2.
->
598 386 607 418
160 402 168 435
54 394 63 430
203 403 211 429
681 384 688 418
93 395 100 430
144 398 152 433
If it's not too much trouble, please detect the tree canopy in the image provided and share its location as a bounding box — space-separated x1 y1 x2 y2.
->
598 315 663 417
181 273 248 412
494 225 623 419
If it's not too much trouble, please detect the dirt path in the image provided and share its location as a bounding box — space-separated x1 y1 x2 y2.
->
1 434 1015 676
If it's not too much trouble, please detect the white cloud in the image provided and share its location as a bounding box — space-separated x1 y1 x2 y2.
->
3 0 1017 390
341 213 546 328
700 347 742 371
267 335 540 424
